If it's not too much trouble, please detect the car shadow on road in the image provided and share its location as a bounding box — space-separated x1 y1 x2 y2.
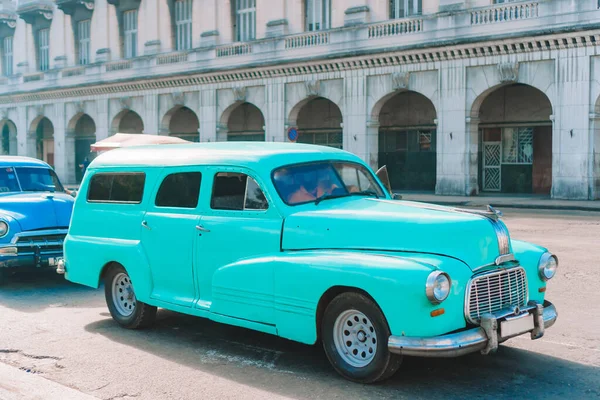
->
0 269 102 312
85 309 599 399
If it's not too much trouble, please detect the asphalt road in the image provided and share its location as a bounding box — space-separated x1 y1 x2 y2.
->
0 209 599 400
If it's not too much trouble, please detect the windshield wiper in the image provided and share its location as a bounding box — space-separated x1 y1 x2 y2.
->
314 190 379 205
314 193 348 206
348 190 379 199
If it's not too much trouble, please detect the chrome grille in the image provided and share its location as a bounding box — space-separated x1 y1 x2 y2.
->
466 267 528 324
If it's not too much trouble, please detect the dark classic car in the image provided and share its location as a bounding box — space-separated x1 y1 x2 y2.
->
0 156 74 284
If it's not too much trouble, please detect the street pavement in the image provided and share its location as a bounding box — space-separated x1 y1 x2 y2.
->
0 209 598 400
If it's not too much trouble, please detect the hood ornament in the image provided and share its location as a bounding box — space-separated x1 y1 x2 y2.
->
487 205 503 219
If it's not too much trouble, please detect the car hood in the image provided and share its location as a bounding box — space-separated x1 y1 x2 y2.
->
281 198 511 270
0 192 74 231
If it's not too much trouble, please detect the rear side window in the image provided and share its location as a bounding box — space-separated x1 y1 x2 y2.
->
155 172 201 208
87 173 145 203
211 172 268 211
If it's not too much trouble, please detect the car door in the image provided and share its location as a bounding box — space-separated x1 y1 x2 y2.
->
195 167 283 325
141 167 203 307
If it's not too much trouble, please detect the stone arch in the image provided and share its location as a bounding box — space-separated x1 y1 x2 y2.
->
161 105 200 142
111 109 144 134
0 119 17 155
219 102 265 142
67 113 97 183
287 94 344 128
374 90 438 191
289 96 343 149
28 116 55 166
470 83 554 195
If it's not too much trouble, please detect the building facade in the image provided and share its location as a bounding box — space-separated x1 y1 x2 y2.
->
0 0 599 199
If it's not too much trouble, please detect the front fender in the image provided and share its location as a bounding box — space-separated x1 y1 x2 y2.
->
511 239 550 304
272 250 473 345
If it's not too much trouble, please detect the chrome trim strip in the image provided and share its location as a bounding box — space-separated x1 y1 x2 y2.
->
388 301 557 358
495 253 516 265
9 229 68 245
464 266 529 325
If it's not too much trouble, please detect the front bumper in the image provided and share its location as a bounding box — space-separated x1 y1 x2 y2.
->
388 300 557 358
0 229 66 270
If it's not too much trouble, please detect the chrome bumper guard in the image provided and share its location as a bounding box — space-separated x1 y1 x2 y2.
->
388 300 557 358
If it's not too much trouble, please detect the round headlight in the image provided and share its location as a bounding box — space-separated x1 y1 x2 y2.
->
538 252 558 281
426 271 451 304
0 221 8 238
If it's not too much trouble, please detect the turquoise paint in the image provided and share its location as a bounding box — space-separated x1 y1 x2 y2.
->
64 142 551 347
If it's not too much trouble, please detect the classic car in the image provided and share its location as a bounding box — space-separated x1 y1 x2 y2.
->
0 156 74 284
59 142 558 383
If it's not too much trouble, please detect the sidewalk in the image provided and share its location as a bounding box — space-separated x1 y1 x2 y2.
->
0 362 98 400
398 193 600 212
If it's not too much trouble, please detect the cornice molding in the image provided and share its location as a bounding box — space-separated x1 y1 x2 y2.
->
0 30 598 105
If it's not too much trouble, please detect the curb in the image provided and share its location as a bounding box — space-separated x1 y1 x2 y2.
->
403 199 600 213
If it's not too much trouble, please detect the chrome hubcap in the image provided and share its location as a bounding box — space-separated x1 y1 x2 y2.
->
333 310 377 368
111 272 136 317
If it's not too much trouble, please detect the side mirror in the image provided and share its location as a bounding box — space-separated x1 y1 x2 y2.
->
375 165 393 196
392 193 402 200
70 190 77 198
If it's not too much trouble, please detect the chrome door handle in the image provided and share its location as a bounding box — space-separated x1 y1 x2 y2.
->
141 220 151 230
196 224 210 233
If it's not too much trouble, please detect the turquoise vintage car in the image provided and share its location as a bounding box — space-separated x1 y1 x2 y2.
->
59 142 558 383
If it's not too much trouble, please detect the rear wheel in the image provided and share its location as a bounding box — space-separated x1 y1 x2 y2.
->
321 292 402 383
104 264 156 329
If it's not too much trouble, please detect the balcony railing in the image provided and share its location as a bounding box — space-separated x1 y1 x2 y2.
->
368 18 423 39
285 32 330 49
23 72 43 83
156 51 189 65
105 60 132 72
471 2 539 25
216 43 252 58
61 67 85 78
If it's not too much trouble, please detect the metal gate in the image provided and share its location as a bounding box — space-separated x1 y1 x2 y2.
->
483 142 501 191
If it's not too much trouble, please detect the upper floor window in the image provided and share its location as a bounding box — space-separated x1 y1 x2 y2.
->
306 0 331 31
211 172 268 211
3 36 13 76
78 20 91 65
123 9 138 58
174 0 193 51
234 0 256 42
38 29 49 71
390 0 422 19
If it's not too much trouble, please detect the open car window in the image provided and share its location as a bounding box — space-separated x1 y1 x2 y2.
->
272 161 385 206
211 172 268 211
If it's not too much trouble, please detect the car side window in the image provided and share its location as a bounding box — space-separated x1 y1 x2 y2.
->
87 173 145 203
211 172 268 211
155 172 201 208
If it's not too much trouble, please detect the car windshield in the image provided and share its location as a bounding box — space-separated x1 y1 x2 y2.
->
272 161 385 205
0 166 65 193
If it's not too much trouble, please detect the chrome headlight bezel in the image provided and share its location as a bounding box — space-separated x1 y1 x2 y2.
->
0 220 9 238
425 271 451 305
538 252 558 281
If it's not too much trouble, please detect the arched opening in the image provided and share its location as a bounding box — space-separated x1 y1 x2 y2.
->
34 117 54 166
296 97 342 149
0 119 16 155
226 102 265 142
377 91 437 191
115 110 144 134
72 114 96 183
476 84 553 195
164 106 199 142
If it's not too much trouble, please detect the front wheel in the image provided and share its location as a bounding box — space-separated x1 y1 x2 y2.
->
321 292 402 383
104 264 157 329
